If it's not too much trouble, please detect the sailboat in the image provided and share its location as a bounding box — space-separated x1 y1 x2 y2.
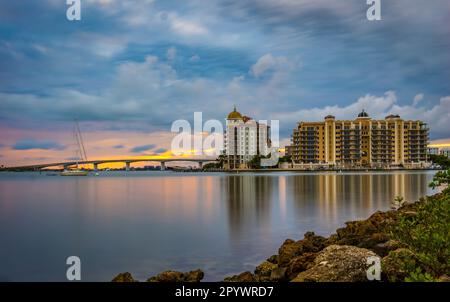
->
61 120 89 176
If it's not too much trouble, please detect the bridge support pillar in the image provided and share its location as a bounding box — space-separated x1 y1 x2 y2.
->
160 162 166 171
125 162 131 171
198 162 203 169
93 163 98 171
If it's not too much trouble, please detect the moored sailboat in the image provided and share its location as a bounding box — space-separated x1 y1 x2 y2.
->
60 119 89 176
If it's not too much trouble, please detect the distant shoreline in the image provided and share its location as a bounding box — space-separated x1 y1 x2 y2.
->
0 168 440 173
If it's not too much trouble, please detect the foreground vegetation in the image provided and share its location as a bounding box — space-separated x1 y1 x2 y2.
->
388 169 450 281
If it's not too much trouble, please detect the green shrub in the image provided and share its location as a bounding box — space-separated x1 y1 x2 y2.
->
429 169 450 194
404 268 439 282
393 192 450 280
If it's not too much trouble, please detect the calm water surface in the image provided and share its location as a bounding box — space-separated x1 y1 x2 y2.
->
0 171 437 281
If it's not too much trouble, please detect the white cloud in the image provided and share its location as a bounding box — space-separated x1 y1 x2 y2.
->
250 53 290 77
413 93 424 106
274 91 450 138
73 32 127 58
168 13 208 36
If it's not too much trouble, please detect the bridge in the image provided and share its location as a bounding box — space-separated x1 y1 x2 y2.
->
5 157 218 171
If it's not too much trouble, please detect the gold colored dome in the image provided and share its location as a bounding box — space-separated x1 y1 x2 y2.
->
227 106 243 120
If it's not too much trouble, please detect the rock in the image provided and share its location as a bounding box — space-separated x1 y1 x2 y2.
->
184 269 205 282
278 233 327 267
372 239 405 257
266 255 278 264
286 252 317 280
304 232 327 250
270 267 287 281
224 271 257 282
112 272 136 282
331 210 399 252
147 269 204 282
254 261 277 277
278 239 302 266
147 271 185 282
381 248 418 282
292 245 377 282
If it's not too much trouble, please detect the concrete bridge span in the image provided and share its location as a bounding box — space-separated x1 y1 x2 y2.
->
6 158 217 171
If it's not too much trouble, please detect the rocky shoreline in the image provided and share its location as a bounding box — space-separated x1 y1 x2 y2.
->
113 191 449 282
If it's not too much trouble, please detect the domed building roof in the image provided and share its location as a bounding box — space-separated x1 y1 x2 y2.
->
358 109 369 118
324 115 335 119
227 106 243 120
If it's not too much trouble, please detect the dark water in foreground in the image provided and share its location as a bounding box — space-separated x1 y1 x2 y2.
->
0 171 437 281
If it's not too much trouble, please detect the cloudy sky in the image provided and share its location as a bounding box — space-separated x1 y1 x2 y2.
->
0 0 449 166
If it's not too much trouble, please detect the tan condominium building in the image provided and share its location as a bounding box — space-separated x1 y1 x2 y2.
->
290 110 429 168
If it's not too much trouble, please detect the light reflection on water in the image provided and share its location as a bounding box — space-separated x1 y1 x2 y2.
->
0 171 437 281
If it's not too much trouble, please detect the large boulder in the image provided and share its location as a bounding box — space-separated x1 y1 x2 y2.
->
111 272 137 282
292 245 377 282
147 269 204 282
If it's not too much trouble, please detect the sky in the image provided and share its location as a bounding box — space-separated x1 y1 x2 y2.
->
0 0 449 166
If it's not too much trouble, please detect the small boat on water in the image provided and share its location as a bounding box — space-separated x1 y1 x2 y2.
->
60 169 88 176
60 119 89 177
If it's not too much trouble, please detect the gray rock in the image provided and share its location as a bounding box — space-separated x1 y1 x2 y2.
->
292 245 377 282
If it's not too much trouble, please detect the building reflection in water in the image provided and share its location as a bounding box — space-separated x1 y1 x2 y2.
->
222 172 433 241
221 175 274 241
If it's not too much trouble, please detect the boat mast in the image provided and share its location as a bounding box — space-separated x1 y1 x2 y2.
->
73 119 88 169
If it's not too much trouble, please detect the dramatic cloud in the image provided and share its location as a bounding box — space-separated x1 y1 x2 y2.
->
130 144 156 153
275 92 450 139
113 144 124 149
0 0 449 165
12 139 66 151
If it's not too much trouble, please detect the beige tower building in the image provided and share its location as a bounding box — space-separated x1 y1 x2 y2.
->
290 110 429 168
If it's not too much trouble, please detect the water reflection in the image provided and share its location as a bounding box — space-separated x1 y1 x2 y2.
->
221 172 434 242
0 171 436 281
221 175 274 240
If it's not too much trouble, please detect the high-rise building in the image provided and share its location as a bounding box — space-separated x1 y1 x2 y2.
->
224 107 270 169
290 110 429 168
